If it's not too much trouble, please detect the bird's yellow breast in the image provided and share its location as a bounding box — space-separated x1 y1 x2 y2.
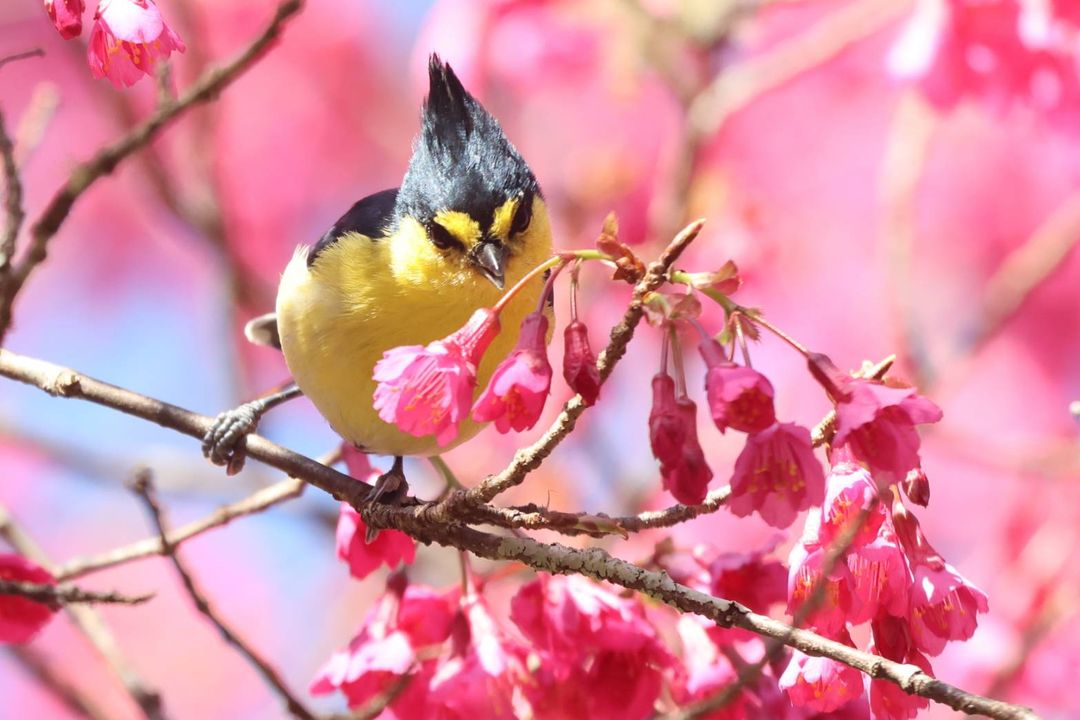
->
276 205 553 457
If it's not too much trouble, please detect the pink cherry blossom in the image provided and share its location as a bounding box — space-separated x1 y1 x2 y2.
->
310 581 458 710
729 422 825 528
472 311 551 432
427 596 527 719
374 308 500 446
0 554 57 644
563 319 601 405
699 338 776 434
907 559 989 655
510 574 676 720
832 380 943 484
671 616 749 717
335 503 416 581
780 649 864 712
87 0 185 88
844 531 910 624
707 539 787 613
820 462 886 549
787 542 854 637
868 615 933 720
44 0 85 39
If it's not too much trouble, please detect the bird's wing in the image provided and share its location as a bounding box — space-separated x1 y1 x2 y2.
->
307 188 399 267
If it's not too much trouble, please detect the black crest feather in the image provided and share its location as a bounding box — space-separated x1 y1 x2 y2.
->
395 54 540 229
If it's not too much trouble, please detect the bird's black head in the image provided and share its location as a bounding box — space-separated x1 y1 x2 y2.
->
395 55 542 288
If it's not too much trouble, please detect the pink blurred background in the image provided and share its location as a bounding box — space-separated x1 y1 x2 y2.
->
2 0 1079 717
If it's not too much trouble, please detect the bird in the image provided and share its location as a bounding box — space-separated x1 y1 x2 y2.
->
202 55 554 500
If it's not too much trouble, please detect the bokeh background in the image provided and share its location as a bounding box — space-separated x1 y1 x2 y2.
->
2 0 1079 717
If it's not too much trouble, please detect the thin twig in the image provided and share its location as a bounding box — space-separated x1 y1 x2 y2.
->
0 506 168 720
964 190 1080 353
7 646 112 720
129 471 318 720
463 219 706 506
0 0 305 343
55 453 326 581
0 49 45 70
0 580 153 608
0 109 23 274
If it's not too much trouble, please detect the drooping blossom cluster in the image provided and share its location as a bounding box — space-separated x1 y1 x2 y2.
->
889 0 1080 122
373 259 602 446
0 554 58 644
313 572 684 719
642 284 826 519
781 450 988 718
42 0 185 88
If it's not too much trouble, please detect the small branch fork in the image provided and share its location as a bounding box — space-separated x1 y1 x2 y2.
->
0 225 1038 720
130 471 318 720
0 0 305 344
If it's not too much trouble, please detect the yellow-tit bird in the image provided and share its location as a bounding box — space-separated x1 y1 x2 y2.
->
203 55 553 497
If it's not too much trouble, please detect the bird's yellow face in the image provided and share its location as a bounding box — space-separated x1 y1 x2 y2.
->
389 194 552 295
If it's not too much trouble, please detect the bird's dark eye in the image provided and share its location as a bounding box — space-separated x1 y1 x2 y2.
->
429 222 460 250
510 197 533 236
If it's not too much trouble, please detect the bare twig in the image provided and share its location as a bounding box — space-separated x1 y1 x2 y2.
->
0 506 168 720
463 219 706 505
0 580 153 608
473 485 732 537
0 109 23 274
0 348 366 503
57 446 339 581
964 190 1080 353
130 471 317 720
0 49 45 70
8 646 112 720
688 0 912 136
880 91 939 386
0 0 305 343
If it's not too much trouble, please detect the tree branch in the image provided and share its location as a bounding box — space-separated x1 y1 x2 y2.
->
7 645 112 720
0 349 1037 719
0 580 153 608
130 471 318 720
0 0 305 343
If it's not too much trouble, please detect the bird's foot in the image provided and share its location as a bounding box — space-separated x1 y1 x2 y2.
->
365 456 408 543
201 399 268 476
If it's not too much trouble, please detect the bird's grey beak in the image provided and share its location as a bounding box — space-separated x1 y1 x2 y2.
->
474 242 508 290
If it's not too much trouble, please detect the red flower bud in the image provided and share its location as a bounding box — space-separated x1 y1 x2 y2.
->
563 320 601 405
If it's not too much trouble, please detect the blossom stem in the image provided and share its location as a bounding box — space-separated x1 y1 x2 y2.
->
670 326 688 399
569 261 582 321
660 325 670 375
493 255 565 315
534 259 567 313
748 312 812 357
